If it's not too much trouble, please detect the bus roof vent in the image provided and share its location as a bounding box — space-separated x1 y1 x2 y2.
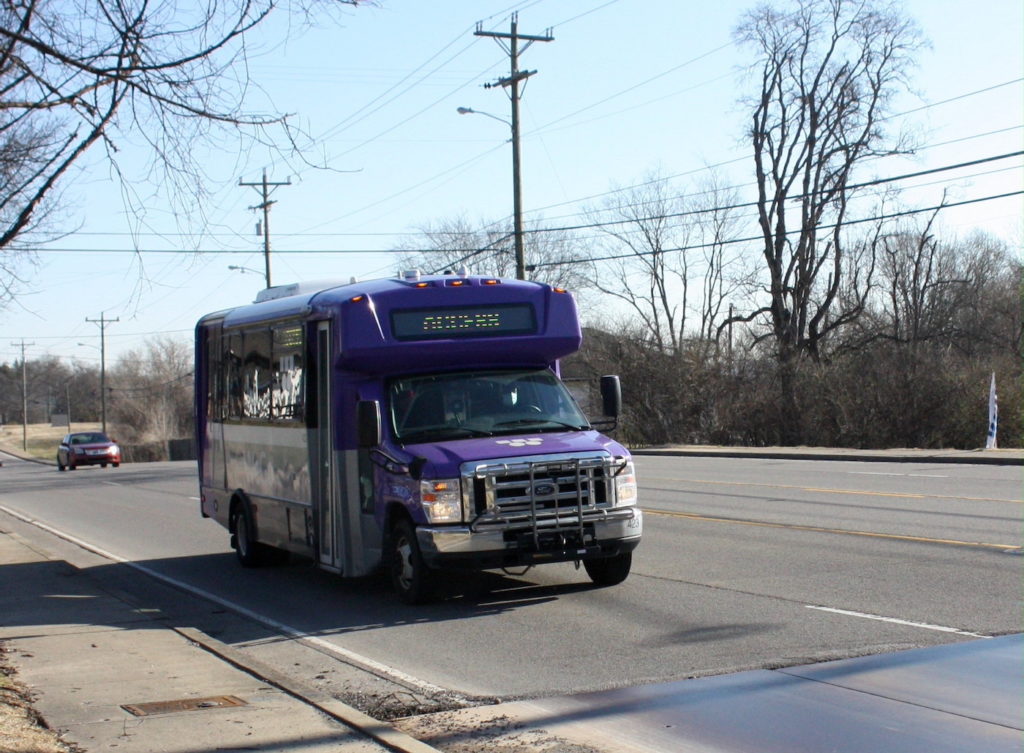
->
457 266 469 277
254 279 350 303
402 269 421 282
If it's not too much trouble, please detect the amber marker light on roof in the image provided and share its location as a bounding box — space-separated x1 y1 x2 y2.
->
553 287 568 294
350 295 365 302
483 279 500 285
450 280 465 286
415 282 430 288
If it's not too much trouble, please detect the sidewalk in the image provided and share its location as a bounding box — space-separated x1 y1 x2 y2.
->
0 527 438 753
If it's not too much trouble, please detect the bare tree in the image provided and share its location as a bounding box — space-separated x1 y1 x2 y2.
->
109 337 193 445
396 214 587 290
856 222 1022 357
583 173 694 355
690 172 746 344
733 0 925 441
0 0 365 304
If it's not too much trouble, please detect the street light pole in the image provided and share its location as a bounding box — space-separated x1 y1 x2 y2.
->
474 14 553 280
509 69 526 281
85 314 118 435
10 339 34 450
239 169 290 289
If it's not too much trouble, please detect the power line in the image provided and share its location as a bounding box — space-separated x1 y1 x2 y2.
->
519 151 1024 236
533 190 1024 269
498 82 1024 226
23 151 1022 256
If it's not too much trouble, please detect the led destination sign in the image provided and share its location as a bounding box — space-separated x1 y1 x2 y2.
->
391 304 536 341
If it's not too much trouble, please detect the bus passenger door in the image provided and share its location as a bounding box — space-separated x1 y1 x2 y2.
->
314 322 344 572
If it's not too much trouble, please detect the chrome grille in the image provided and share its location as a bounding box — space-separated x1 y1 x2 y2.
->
463 453 623 540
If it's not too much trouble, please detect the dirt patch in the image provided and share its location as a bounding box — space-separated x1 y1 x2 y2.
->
395 710 609 753
0 644 80 753
340 688 471 721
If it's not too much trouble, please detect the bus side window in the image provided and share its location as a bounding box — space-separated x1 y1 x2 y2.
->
226 332 244 420
206 328 224 421
272 324 304 422
242 328 272 420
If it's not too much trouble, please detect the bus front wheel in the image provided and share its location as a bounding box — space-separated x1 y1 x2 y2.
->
389 518 435 604
584 552 632 587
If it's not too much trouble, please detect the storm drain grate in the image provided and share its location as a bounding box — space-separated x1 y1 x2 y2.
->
121 695 247 717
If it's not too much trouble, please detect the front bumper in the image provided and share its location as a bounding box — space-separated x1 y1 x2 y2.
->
416 506 642 569
70 452 120 466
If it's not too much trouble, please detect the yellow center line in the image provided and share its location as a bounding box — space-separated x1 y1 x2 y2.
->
643 476 1021 504
642 507 1021 551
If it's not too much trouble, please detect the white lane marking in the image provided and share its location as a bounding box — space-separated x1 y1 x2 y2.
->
848 471 948 478
806 605 989 638
0 503 460 700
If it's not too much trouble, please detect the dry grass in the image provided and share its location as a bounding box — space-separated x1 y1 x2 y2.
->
1 649 76 753
0 423 101 462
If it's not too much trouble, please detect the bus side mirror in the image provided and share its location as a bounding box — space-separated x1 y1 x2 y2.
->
600 375 621 418
357 400 381 448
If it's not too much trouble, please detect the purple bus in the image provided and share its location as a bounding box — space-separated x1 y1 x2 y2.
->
195 271 642 602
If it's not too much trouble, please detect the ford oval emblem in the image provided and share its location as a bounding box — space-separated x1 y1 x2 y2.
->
533 482 557 497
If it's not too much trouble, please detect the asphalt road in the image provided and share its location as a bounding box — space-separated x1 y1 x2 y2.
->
1 451 1019 709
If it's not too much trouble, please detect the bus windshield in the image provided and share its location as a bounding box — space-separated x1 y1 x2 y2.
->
389 369 591 445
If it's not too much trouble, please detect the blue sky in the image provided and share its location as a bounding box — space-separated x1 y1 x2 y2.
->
2 0 1021 366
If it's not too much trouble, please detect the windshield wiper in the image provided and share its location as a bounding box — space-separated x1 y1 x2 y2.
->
399 426 493 444
493 418 589 431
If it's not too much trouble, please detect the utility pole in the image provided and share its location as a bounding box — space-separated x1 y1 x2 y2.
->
239 169 291 288
475 14 553 280
85 314 119 435
10 339 34 450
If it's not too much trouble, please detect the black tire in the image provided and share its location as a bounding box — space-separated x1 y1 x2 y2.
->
232 504 264 567
389 518 435 604
57 456 66 472
101 463 107 468
112 462 120 468
584 552 632 587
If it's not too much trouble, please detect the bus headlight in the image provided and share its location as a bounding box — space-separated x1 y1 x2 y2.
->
613 461 637 506
420 479 463 523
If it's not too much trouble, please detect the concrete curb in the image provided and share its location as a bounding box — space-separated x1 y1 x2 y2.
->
175 627 442 753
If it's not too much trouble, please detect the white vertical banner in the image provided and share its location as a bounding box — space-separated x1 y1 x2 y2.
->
986 372 998 450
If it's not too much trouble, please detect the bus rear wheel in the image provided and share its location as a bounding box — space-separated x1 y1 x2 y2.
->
232 505 264 567
389 518 435 604
584 552 632 587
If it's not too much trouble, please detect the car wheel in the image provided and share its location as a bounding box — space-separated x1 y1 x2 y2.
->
101 463 107 468
389 518 435 604
583 552 632 587
57 456 66 472
112 462 120 468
